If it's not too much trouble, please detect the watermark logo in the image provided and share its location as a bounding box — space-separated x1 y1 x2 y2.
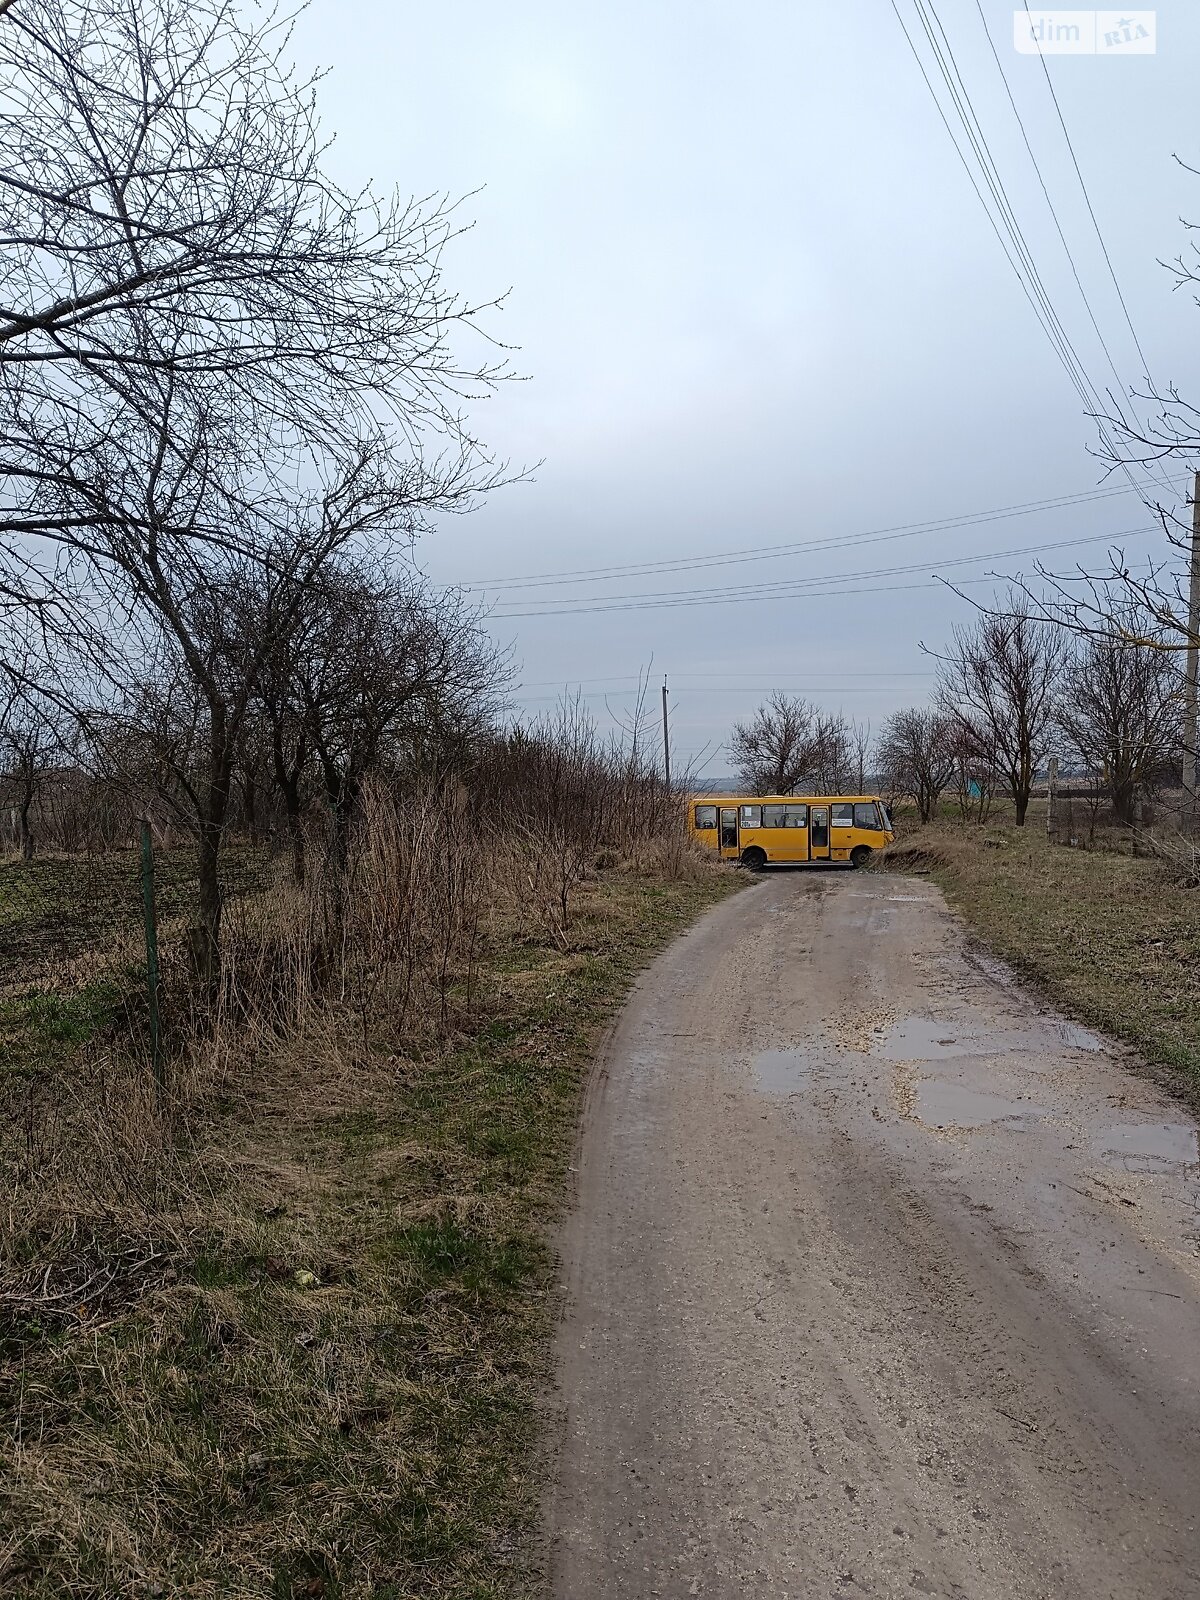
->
1013 10 1156 54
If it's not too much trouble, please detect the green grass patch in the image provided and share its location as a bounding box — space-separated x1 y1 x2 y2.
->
0 979 128 1076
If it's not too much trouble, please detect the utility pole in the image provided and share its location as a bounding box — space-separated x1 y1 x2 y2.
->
661 675 671 788
1184 470 1200 819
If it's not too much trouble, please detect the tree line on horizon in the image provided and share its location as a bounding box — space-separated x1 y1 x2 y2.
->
728 589 1183 831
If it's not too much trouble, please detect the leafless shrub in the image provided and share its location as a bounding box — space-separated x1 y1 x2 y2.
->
338 779 485 1040
877 708 956 824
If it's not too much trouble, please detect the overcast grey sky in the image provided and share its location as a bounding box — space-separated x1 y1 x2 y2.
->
293 1 1200 774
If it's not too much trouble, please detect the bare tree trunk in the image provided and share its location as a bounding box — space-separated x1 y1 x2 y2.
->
321 761 360 880
243 773 260 845
270 721 308 887
18 786 33 861
190 708 233 991
1112 778 1137 827
282 780 306 886
191 818 224 989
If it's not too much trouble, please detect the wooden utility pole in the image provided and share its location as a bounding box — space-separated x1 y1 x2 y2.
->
1184 471 1200 816
661 676 671 788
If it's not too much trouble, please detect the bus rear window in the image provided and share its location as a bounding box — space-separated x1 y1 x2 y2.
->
694 804 718 829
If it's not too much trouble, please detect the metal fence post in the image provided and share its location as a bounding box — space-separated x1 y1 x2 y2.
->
140 817 165 1108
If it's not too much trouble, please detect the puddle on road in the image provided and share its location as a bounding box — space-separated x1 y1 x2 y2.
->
882 1018 976 1060
1046 1019 1104 1052
881 1014 1104 1062
752 1048 813 1096
916 1080 1048 1129
1095 1122 1199 1174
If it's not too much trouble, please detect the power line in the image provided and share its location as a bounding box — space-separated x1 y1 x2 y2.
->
512 671 936 689
489 525 1153 616
971 0 1133 418
489 531 1158 617
974 0 1175 498
509 683 927 703
912 0 1120 432
497 577 983 620
674 671 936 681
463 479 1171 593
1020 1 1157 385
893 0 1150 503
890 0 1066 381
896 0 1101 418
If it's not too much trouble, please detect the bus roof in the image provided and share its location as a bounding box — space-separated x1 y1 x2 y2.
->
687 793 885 804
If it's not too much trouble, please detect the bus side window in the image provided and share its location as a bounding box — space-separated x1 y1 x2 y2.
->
853 802 881 831
762 804 784 827
831 803 854 827
783 804 808 828
695 804 717 829
740 805 762 828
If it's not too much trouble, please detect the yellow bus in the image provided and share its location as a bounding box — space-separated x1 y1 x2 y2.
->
688 794 895 869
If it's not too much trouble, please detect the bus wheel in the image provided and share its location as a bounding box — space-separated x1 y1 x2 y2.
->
741 846 767 871
850 846 872 869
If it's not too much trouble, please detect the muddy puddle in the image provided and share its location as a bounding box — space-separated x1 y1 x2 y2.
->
1094 1121 1199 1174
751 1048 813 1096
916 1080 1048 1129
1044 1019 1104 1052
881 1014 1103 1063
883 1018 975 1060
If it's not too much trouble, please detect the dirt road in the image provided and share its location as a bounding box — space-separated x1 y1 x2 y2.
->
545 870 1200 1599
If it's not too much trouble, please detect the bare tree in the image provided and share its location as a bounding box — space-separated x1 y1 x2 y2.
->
258 606 316 887
0 0 513 979
934 594 1068 827
809 712 855 792
730 696 866 795
877 708 956 824
0 0 509 543
730 694 818 794
849 718 872 793
1058 611 1181 826
291 561 505 872
0 680 62 860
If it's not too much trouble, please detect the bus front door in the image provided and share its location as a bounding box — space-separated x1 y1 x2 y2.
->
719 807 739 860
809 806 830 861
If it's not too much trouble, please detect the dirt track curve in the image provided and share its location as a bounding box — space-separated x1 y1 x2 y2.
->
544 869 1200 1599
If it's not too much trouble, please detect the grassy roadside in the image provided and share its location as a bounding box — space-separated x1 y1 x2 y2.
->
885 820 1200 1105
0 863 740 1599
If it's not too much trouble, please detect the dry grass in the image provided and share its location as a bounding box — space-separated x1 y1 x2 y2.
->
0 841 737 1598
885 815 1200 1105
